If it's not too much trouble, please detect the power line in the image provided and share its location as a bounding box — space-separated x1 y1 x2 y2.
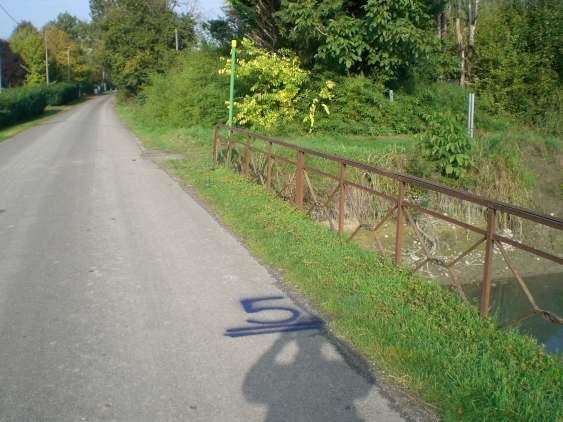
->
0 1 19 93
0 1 19 26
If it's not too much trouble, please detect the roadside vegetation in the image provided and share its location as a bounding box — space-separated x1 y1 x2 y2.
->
118 104 562 421
134 46 560 214
0 82 91 129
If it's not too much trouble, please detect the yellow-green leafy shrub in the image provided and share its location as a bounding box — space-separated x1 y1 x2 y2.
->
221 38 334 133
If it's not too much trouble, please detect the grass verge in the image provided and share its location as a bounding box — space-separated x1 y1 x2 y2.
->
286 133 415 159
0 97 91 143
117 102 562 421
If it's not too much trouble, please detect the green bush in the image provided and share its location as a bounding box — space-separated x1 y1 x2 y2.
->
219 39 335 134
0 86 47 128
134 47 508 141
44 82 80 106
399 83 502 132
136 50 228 128
418 111 472 178
314 76 389 135
78 81 95 96
385 94 423 134
313 80 508 137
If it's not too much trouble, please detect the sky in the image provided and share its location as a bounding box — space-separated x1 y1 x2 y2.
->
0 0 225 39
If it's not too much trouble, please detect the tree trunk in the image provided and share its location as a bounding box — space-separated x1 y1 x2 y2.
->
466 0 479 83
455 1 466 86
254 0 279 49
437 5 449 40
443 5 449 36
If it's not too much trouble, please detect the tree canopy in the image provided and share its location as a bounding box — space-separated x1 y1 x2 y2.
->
277 0 440 81
9 22 45 85
92 0 195 94
0 40 26 87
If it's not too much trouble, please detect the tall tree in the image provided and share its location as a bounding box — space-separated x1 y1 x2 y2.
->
277 0 442 82
9 22 45 85
219 0 281 49
89 0 118 21
474 0 562 122
0 40 26 87
203 18 239 49
46 14 100 83
48 13 91 44
93 0 195 93
453 0 479 85
44 25 76 81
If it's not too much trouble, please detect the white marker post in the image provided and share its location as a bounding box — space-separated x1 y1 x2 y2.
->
467 92 475 140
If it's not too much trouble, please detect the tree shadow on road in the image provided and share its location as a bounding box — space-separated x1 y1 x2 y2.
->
243 333 372 422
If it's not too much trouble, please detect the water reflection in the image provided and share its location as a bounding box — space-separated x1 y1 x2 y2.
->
467 272 562 354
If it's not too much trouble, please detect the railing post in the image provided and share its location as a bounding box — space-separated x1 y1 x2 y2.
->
295 150 305 209
212 126 219 163
338 162 346 235
395 181 406 266
242 136 251 176
480 208 496 318
266 142 273 191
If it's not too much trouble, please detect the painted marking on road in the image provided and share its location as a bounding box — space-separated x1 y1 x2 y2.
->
225 296 323 338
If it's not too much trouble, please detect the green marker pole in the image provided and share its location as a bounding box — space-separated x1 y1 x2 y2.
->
228 40 237 127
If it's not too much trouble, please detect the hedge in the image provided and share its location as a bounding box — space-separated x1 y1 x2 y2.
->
0 86 47 128
0 82 84 129
44 82 80 106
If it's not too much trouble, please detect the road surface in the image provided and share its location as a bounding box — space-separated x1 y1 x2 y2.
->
0 96 420 421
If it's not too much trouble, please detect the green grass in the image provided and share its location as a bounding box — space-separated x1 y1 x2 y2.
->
287 133 415 159
118 102 562 421
0 97 90 143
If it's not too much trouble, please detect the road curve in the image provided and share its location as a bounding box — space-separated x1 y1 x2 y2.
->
0 96 414 421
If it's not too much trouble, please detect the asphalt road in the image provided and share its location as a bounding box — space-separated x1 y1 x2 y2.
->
0 96 416 421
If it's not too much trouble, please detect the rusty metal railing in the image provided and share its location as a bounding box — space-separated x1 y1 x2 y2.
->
212 124 562 324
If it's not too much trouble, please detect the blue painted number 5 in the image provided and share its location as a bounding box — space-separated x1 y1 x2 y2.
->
225 295 323 337
241 296 300 325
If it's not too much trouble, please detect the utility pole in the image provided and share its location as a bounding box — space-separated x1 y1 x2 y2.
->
44 31 50 84
67 48 71 81
175 28 179 52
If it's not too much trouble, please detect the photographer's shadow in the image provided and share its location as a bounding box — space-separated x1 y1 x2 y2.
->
243 333 372 422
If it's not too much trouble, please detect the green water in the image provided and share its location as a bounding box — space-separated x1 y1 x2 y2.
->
465 273 562 354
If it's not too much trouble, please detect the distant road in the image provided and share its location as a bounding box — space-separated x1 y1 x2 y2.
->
0 95 414 421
